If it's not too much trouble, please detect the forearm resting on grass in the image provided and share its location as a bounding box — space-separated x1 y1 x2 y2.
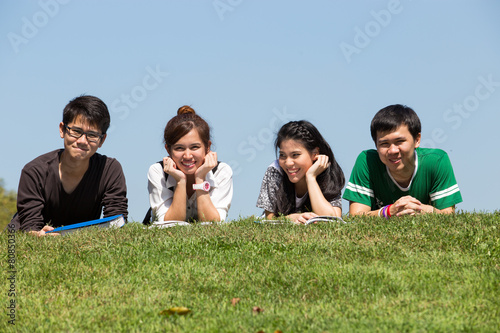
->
306 174 342 217
195 191 221 222
28 225 59 237
264 210 319 224
349 199 455 217
192 152 221 222
163 179 187 221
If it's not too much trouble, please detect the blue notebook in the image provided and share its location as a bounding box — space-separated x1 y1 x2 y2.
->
45 214 126 235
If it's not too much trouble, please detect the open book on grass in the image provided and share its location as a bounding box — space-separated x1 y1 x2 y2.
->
45 214 126 235
148 220 214 228
255 215 347 225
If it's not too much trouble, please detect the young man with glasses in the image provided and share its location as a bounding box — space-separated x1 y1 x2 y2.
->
343 104 462 217
11 95 128 236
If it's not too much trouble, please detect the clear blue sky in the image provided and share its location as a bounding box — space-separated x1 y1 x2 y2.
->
1 0 499 221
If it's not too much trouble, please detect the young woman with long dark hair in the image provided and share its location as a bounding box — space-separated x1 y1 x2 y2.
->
256 120 345 224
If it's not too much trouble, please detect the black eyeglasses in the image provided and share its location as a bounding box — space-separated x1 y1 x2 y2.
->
64 124 104 143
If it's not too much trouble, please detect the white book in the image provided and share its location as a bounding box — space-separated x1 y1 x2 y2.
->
149 221 215 228
255 215 347 225
149 220 191 228
45 214 126 235
304 215 346 225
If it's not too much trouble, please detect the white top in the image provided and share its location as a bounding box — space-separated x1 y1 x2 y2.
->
147 162 233 221
295 193 308 208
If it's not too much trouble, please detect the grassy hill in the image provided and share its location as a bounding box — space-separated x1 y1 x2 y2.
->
2 213 499 332
0 180 16 231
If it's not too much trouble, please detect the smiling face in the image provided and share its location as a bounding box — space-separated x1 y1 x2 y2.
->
376 124 421 180
167 129 209 175
59 115 105 162
278 139 318 185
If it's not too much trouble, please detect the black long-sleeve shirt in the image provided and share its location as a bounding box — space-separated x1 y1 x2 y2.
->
13 149 128 231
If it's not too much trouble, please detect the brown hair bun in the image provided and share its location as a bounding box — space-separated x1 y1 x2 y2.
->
177 105 196 115
164 105 211 151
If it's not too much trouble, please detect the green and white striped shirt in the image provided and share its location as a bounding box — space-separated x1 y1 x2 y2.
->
343 148 462 210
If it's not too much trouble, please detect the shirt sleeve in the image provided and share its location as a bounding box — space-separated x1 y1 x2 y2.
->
342 151 375 207
429 152 463 209
328 194 343 209
101 158 129 221
17 165 47 232
211 163 233 221
256 164 282 214
147 163 173 222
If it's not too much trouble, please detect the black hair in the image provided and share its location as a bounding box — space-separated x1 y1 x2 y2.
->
273 120 345 215
62 95 110 134
370 104 421 143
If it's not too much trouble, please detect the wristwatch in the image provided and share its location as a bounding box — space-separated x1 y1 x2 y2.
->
193 181 210 192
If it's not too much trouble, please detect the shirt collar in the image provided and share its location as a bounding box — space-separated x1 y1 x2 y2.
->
386 149 419 191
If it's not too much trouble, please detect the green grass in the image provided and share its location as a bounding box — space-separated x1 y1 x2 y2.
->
2 213 499 332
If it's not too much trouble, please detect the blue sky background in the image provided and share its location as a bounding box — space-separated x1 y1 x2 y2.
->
1 0 499 222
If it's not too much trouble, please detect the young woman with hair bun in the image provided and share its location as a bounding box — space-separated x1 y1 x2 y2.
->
256 120 345 224
147 105 233 222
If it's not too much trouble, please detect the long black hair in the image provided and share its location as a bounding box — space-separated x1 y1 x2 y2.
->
274 120 345 215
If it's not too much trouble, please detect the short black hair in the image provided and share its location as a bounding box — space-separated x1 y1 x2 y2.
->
62 95 110 134
370 104 421 143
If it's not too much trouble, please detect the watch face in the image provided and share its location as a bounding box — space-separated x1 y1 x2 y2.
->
203 182 210 191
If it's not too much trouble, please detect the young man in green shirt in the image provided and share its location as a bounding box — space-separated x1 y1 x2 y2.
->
343 104 462 217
